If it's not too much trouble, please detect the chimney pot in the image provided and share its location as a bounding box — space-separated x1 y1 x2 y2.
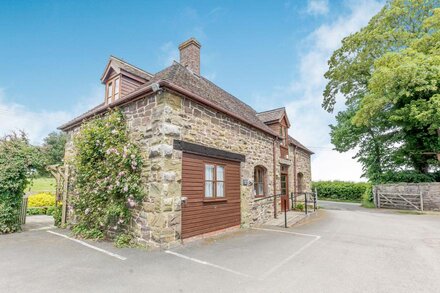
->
179 38 201 75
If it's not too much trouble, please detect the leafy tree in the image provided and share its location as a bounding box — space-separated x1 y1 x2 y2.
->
0 132 35 233
42 131 67 166
323 0 440 182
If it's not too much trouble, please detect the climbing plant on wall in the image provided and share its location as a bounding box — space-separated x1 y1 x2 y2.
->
72 110 143 242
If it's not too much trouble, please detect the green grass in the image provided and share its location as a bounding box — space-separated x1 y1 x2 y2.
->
27 177 56 194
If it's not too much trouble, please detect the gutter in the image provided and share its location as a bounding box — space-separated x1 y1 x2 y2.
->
59 80 280 139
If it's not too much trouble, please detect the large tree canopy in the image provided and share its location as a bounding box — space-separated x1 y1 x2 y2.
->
324 0 440 182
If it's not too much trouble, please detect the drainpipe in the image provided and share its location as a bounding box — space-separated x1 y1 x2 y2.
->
293 145 297 206
273 138 277 218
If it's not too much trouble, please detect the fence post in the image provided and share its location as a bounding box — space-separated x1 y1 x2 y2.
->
377 190 381 209
314 188 318 211
284 198 287 228
290 192 294 210
420 191 424 212
305 193 308 215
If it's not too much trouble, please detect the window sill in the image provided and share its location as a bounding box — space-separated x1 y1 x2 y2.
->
203 198 227 203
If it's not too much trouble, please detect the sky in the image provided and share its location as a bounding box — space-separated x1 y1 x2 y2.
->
0 0 384 182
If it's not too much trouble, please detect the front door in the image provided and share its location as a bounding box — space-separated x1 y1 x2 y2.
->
280 173 289 211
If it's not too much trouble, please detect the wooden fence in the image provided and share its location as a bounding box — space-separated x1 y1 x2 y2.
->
19 197 28 225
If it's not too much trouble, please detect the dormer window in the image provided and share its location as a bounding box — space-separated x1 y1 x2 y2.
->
106 77 120 104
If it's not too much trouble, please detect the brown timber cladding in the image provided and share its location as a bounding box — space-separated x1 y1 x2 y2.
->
181 152 241 239
121 75 143 97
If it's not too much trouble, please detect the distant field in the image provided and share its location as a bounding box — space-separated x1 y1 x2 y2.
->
27 177 56 194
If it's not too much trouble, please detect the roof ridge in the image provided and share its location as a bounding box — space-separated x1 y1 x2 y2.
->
257 107 286 114
110 55 153 76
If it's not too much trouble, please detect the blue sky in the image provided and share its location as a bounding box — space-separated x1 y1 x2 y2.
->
0 0 384 181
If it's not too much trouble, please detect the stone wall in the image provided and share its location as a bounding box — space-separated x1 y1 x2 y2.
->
163 91 280 227
63 89 313 246
374 183 440 211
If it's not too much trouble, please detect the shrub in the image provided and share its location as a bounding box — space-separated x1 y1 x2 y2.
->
71 110 143 243
0 133 35 234
28 193 55 207
361 185 375 208
53 204 62 227
27 207 48 215
312 181 371 201
295 203 304 211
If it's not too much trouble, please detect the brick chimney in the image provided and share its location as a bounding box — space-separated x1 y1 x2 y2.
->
179 38 201 75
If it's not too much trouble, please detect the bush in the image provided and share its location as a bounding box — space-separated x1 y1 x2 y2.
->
312 181 371 201
295 203 304 211
28 193 55 207
27 207 48 215
53 204 62 227
0 133 35 234
361 185 375 208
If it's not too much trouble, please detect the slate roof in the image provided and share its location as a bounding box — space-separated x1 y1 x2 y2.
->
288 135 314 154
60 61 278 136
103 56 153 81
256 107 286 124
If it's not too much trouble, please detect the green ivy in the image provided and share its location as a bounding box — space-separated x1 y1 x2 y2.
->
71 110 143 242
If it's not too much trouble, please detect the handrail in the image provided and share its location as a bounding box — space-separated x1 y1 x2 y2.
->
254 193 284 202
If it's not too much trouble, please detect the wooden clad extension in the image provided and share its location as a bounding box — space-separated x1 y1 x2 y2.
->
181 152 241 239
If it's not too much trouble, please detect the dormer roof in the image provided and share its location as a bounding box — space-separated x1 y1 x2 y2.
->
100 56 153 83
256 107 291 128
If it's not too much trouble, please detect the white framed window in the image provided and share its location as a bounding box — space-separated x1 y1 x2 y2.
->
106 77 120 104
204 164 225 198
114 78 120 100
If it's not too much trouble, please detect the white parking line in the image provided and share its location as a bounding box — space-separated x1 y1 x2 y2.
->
164 250 254 279
47 230 127 261
28 226 55 231
252 227 321 280
252 227 321 238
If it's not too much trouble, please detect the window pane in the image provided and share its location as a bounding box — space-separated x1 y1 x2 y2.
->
114 78 119 94
205 165 214 181
216 166 224 181
108 83 113 98
258 183 264 195
115 92 119 100
205 182 213 197
216 182 224 197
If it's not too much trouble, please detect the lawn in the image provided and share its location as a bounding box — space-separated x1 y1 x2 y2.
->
27 177 56 194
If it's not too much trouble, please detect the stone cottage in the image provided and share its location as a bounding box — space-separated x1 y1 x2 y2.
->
59 38 313 246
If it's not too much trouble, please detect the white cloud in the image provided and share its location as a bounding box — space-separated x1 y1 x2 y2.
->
257 0 382 182
306 0 329 15
0 86 102 145
159 42 179 67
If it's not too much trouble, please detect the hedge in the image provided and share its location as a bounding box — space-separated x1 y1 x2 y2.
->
312 181 371 201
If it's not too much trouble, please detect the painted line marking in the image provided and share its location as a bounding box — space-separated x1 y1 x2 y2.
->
252 227 321 280
47 230 127 261
28 226 55 231
164 250 254 279
252 227 321 239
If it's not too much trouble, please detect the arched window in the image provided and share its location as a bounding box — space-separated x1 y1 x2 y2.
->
297 172 304 194
254 166 267 197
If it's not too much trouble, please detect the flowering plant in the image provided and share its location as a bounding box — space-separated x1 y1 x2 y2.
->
72 110 143 240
